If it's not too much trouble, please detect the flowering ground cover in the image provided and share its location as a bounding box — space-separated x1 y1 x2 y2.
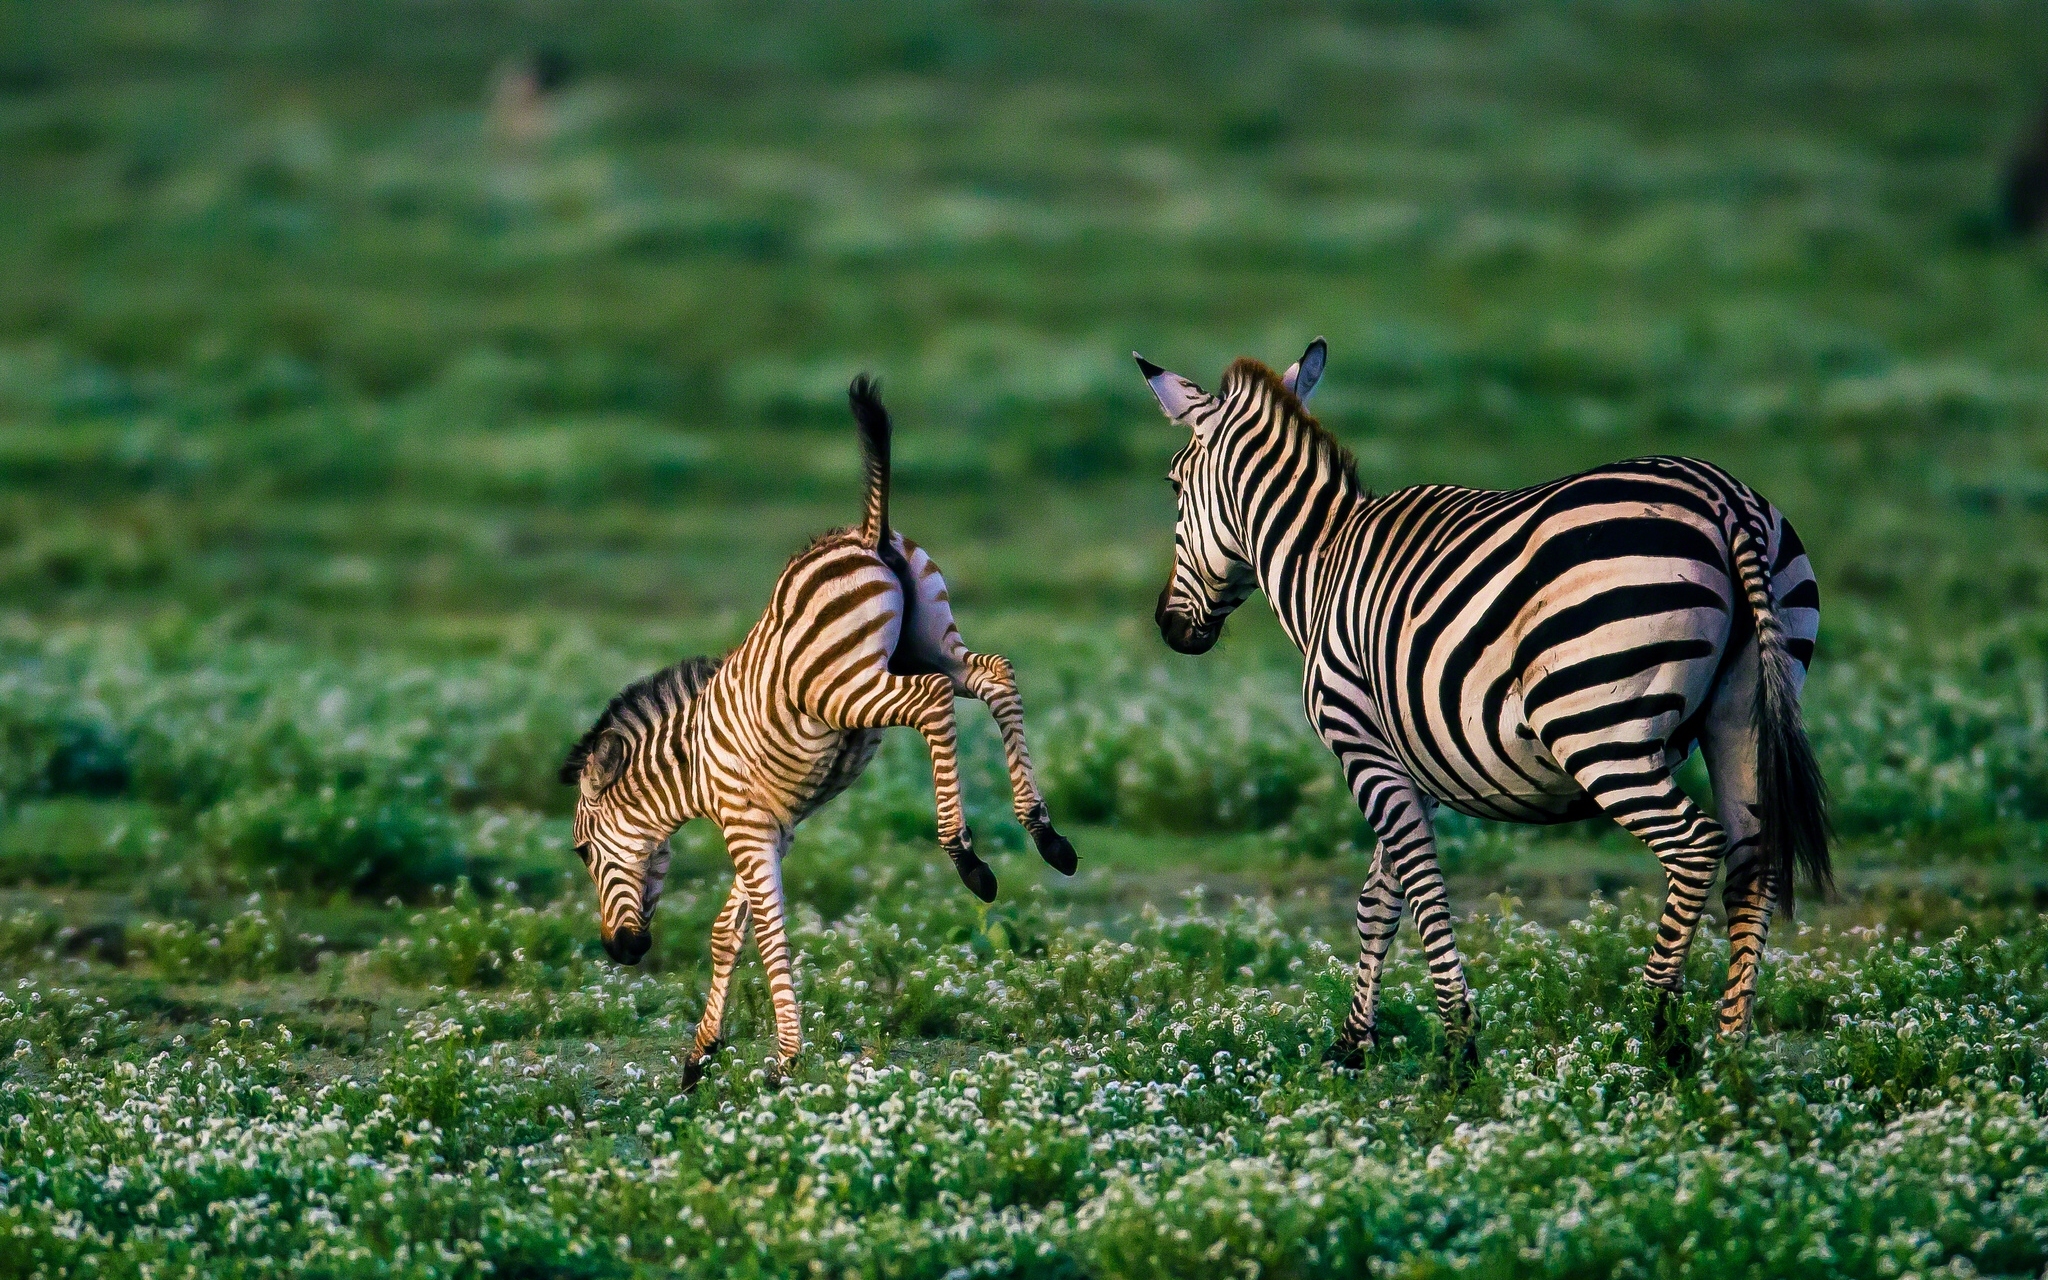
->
3 868 2043 1278
6 1 2048 1273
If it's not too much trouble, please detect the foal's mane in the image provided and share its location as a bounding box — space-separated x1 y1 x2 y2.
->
559 654 724 784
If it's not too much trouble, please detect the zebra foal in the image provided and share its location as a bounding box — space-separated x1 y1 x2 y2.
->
562 376 1077 1083
1134 340 1830 1067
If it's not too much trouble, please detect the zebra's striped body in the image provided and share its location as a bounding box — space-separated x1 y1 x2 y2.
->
564 377 1076 1082
1137 344 1829 1063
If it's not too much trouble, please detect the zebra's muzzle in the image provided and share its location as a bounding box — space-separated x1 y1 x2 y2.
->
604 925 651 966
1156 588 1223 654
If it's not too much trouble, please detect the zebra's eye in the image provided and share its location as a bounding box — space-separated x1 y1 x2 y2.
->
575 842 593 867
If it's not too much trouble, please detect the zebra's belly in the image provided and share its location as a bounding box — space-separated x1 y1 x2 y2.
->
1416 718 1695 824
787 729 884 824
1425 733 1597 823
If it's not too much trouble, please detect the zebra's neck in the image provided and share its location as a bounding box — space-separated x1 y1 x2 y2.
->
672 695 712 821
1229 426 1365 654
636 694 710 834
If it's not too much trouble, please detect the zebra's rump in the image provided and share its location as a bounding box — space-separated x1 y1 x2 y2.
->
1342 457 1816 820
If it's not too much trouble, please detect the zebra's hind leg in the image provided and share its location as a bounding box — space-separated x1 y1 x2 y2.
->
886 542 1074 878
822 670 994 902
916 691 996 902
1715 846 1773 1037
1569 746 1726 1066
957 651 1076 876
1700 637 1778 1038
683 878 751 1091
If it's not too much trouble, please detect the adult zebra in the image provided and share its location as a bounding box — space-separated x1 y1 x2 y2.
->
562 376 1077 1084
1134 341 1828 1066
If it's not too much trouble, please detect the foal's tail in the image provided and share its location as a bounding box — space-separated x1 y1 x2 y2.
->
1730 520 1832 916
849 375 892 550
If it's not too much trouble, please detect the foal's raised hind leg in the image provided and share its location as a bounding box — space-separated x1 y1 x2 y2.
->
885 538 1070 882
958 651 1077 875
817 667 994 902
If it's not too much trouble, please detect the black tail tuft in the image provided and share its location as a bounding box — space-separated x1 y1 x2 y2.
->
1756 650 1833 918
1735 525 1832 917
848 374 891 549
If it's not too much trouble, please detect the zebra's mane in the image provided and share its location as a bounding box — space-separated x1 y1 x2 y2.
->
559 654 724 784
793 525 866 559
1220 357 1363 494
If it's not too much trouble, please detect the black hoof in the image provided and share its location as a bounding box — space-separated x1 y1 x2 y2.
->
949 831 997 903
681 1042 720 1093
1322 1039 1366 1070
1649 994 1698 1074
959 859 997 903
1440 1032 1480 1087
1032 824 1078 876
1662 1036 1700 1075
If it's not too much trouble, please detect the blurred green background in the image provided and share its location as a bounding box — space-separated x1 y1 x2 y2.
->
3 1 2048 907
6 1 2047 635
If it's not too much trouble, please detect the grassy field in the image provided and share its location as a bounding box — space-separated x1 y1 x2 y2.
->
3 2 2048 1275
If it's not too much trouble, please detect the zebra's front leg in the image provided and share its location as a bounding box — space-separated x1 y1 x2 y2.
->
958 651 1076 876
725 819 803 1075
1391 839 1478 1074
682 877 751 1092
1345 767 1475 1069
1326 857 1402 1068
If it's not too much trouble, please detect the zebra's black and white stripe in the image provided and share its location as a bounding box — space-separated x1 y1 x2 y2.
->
562 376 1077 1082
1135 341 1829 1062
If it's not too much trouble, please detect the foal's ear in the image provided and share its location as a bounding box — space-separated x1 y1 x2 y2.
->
580 729 630 800
1133 353 1222 440
1282 337 1327 402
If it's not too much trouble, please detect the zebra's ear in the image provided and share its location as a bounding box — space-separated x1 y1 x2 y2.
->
580 729 630 800
1133 354 1217 438
1282 337 1327 402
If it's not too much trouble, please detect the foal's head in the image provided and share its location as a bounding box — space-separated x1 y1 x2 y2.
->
561 655 721 964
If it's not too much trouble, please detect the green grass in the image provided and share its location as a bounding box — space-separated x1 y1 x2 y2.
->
1 1 2047 1275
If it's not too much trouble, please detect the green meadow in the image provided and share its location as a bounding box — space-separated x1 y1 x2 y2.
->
2 2 2046 1275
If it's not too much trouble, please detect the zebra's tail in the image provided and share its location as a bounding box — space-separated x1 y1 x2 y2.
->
848 374 891 550
1731 522 1832 917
